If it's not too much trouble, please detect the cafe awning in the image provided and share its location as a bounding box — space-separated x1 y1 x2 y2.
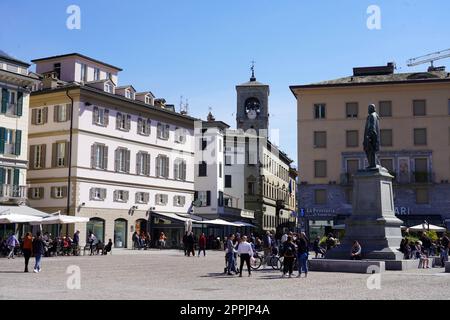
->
0 213 43 224
30 213 90 225
0 205 51 218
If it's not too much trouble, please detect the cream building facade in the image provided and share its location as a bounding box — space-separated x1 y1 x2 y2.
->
291 63 450 237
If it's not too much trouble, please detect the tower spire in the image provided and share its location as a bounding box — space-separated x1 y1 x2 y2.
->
250 60 256 81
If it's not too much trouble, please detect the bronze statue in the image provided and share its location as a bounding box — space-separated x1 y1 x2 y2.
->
363 104 380 169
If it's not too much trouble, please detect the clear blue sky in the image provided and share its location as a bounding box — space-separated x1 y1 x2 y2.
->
2 0 450 167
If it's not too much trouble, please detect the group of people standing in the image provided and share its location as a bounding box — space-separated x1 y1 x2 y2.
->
4 232 46 273
400 233 450 268
182 232 207 257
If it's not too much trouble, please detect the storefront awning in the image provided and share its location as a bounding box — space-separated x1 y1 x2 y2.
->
232 221 256 228
152 212 191 223
0 205 51 218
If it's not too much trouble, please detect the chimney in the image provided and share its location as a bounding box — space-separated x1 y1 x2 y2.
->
42 71 59 89
154 98 166 108
353 62 395 77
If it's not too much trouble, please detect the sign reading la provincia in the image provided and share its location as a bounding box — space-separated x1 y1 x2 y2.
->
302 206 412 218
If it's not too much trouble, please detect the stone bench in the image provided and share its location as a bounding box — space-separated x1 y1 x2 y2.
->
308 259 385 274
385 258 434 271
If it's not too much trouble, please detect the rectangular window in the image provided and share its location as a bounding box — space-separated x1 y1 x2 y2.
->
92 106 109 127
31 144 46 169
314 160 327 178
413 100 426 116
248 182 255 195
32 107 48 125
30 187 44 200
174 158 187 181
116 112 131 131
414 158 429 183
156 155 169 178
416 188 429 204
174 127 186 144
379 101 392 117
114 190 129 202
346 102 358 118
135 192 149 204
314 104 326 119
137 118 151 136
53 63 61 79
225 155 232 166
380 129 393 147
90 188 106 201
54 104 69 122
52 141 68 168
157 123 170 140
219 162 222 178
136 152 151 176
197 191 208 207
173 195 186 207
314 131 327 148
115 148 130 173
198 161 207 177
80 63 87 82
91 144 108 170
155 194 168 205
346 130 359 148
414 128 427 146
94 68 100 81
225 175 232 188
314 189 327 205
51 186 66 199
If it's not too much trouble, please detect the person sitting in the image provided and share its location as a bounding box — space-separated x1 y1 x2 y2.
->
415 241 429 269
351 241 362 260
103 239 113 255
313 236 326 258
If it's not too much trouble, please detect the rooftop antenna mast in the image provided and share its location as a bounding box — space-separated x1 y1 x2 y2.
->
179 96 189 115
250 60 256 81
407 48 450 72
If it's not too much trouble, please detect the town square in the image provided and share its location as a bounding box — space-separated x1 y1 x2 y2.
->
1 0 450 305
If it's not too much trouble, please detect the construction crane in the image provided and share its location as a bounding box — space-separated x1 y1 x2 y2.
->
407 48 450 72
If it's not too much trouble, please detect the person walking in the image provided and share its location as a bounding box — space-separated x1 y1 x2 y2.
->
282 236 297 278
72 230 80 255
159 232 167 249
6 233 19 259
198 233 206 257
237 236 253 277
296 232 309 278
32 232 45 273
313 236 325 258
183 231 188 256
22 232 33 272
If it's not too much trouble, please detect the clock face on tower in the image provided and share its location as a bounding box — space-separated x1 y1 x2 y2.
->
245 98 260 120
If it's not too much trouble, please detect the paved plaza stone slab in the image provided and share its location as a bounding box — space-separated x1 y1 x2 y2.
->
0 250 449 300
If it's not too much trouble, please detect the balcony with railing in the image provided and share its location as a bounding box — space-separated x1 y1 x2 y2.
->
0 184 27 200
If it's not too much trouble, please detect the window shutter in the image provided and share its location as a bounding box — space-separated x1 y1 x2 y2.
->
104 109 109 126
101 188 106 200
39 187 44 199
194 191 198 201
218 191 224 207
54 105 60 122
93 106 99 124
29 146 36 169
165 125 170 139
164 157 169 178
182 161 186 180
0 167 4 184
116 112 122 129
91 144 96 168
0 127 4 154
126 150 131 172
156 156 161 177
113 190 118 201
62 186 68 198
51 143 57 167
157 123 161 138
206 191 211 206
28 187 33 199
50 187 56 199
103 146 108 170
1 88 8 113
16 92 23 116
174 160 179 180
40 144 46 169
89 188 94 200
124 191 129 202
43 107 48 124
146 119 151 135
64 141 70 167
126 115 131 131
13 169 19 186
114 149 119 172
15 130 22 156
137 118 143 134
135 192 139 203
66 103 71 121
136 152 142 175
146 154 151 176
144 193 149 203
31 109 37 125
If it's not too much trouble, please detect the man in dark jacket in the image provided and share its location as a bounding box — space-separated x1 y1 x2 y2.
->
32 232 46 273
183 232 188 256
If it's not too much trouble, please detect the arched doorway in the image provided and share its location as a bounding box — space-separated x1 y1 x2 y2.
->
114 219 127 248
86 218 105 243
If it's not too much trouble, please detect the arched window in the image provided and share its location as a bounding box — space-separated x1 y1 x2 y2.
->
114 219 128 248
86 217 105 243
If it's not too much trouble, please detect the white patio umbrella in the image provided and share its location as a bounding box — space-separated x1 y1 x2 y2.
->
0 213 43 224
409 223 446 232
30 214 89 225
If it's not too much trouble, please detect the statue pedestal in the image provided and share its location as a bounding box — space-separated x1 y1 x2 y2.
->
326 167 404 260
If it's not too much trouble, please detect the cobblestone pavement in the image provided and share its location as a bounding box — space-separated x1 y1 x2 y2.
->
0 250 449 300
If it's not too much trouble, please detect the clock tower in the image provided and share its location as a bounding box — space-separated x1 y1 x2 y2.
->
236 67 269 132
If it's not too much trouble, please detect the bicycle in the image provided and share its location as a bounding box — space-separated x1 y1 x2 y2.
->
250 251 283 271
